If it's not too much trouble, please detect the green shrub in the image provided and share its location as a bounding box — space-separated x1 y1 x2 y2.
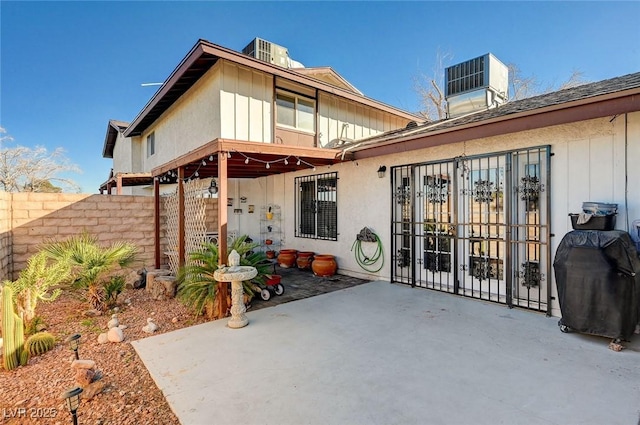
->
104 275 125 307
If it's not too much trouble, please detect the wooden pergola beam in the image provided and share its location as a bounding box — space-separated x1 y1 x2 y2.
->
151 138 346 177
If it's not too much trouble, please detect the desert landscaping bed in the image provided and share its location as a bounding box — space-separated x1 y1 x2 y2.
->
0 288 208 425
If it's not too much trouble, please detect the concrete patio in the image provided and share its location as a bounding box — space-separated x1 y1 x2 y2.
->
133 280 640 425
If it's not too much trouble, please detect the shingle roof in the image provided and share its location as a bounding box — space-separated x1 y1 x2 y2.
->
343 72 640 151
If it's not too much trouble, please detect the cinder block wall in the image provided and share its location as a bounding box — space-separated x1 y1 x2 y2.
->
0 192 12 281
8 193 164 280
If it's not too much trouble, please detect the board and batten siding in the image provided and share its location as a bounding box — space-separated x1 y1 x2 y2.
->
317 92 409 147
220 61 273 142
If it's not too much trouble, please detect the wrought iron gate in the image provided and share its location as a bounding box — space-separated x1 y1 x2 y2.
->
391 146 550 313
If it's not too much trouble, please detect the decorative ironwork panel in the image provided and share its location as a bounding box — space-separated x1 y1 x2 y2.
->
390 146 550 314
518 261 544 289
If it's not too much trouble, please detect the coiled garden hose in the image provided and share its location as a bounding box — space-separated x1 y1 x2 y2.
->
351 230 384 273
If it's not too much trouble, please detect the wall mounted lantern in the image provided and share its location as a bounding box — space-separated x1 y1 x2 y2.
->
208 179 218 195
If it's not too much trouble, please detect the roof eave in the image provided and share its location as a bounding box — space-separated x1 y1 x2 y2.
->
102 120 130 158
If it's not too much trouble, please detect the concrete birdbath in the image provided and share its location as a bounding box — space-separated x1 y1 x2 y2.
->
213 250 257 329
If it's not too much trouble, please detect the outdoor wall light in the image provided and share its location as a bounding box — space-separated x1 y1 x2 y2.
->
65 333 81 360
61 387 83 425
377 165 387 178
208 179 218 195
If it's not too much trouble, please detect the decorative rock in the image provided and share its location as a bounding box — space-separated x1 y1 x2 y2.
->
142 318 158 334
97 333 109 344
107 327 124 343
112 307 119 313
171 317 178 324
75 368 96 387
148 275 177 301
71 359 96 370
82 380 106 400
84 309 102 317
107 314 119 329
145 269 172 295
118 324 128 330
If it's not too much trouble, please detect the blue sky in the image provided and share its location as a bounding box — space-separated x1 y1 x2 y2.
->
2 1 639 193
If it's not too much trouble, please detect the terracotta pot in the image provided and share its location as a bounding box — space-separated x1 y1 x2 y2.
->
311 254 337 277
277 249 298 268
296 251 314 269
266 250 276 259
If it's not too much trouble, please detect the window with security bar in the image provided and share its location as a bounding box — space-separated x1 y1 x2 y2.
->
295 172 338 240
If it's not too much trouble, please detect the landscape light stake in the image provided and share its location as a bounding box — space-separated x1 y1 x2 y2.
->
65 333 81 360
61 387 83 425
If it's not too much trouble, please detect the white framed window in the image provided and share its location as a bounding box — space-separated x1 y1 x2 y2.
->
146 132 155 157
276 90 315 133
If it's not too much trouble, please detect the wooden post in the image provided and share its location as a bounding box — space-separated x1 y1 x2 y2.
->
217 151 229 317
116 174 123 195
154 177 161 269
177 167 185 269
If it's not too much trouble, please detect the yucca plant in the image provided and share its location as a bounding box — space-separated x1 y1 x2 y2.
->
41 232 138 311
177 235 270 320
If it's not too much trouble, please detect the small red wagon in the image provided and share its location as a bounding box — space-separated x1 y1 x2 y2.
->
260 274 284 301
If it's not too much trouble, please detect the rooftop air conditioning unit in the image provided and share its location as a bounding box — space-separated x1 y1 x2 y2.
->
445 53 509 118
242 37 290 68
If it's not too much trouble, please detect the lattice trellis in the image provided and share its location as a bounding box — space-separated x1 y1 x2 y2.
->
163 189 179 274
163 179 208 274
184 179 208 259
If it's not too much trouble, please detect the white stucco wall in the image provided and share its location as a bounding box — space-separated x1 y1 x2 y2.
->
256 111 640 317
142 63 222 170
112 133 134 173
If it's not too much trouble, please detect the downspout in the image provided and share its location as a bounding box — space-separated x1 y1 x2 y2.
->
624 113 629 232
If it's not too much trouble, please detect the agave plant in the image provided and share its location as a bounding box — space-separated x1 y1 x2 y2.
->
177 235 271 320
41 232 138 311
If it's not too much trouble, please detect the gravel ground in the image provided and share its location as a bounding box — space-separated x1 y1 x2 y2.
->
0 288 208 425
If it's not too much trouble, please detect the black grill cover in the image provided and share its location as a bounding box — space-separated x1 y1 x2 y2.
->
553 230 640 340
